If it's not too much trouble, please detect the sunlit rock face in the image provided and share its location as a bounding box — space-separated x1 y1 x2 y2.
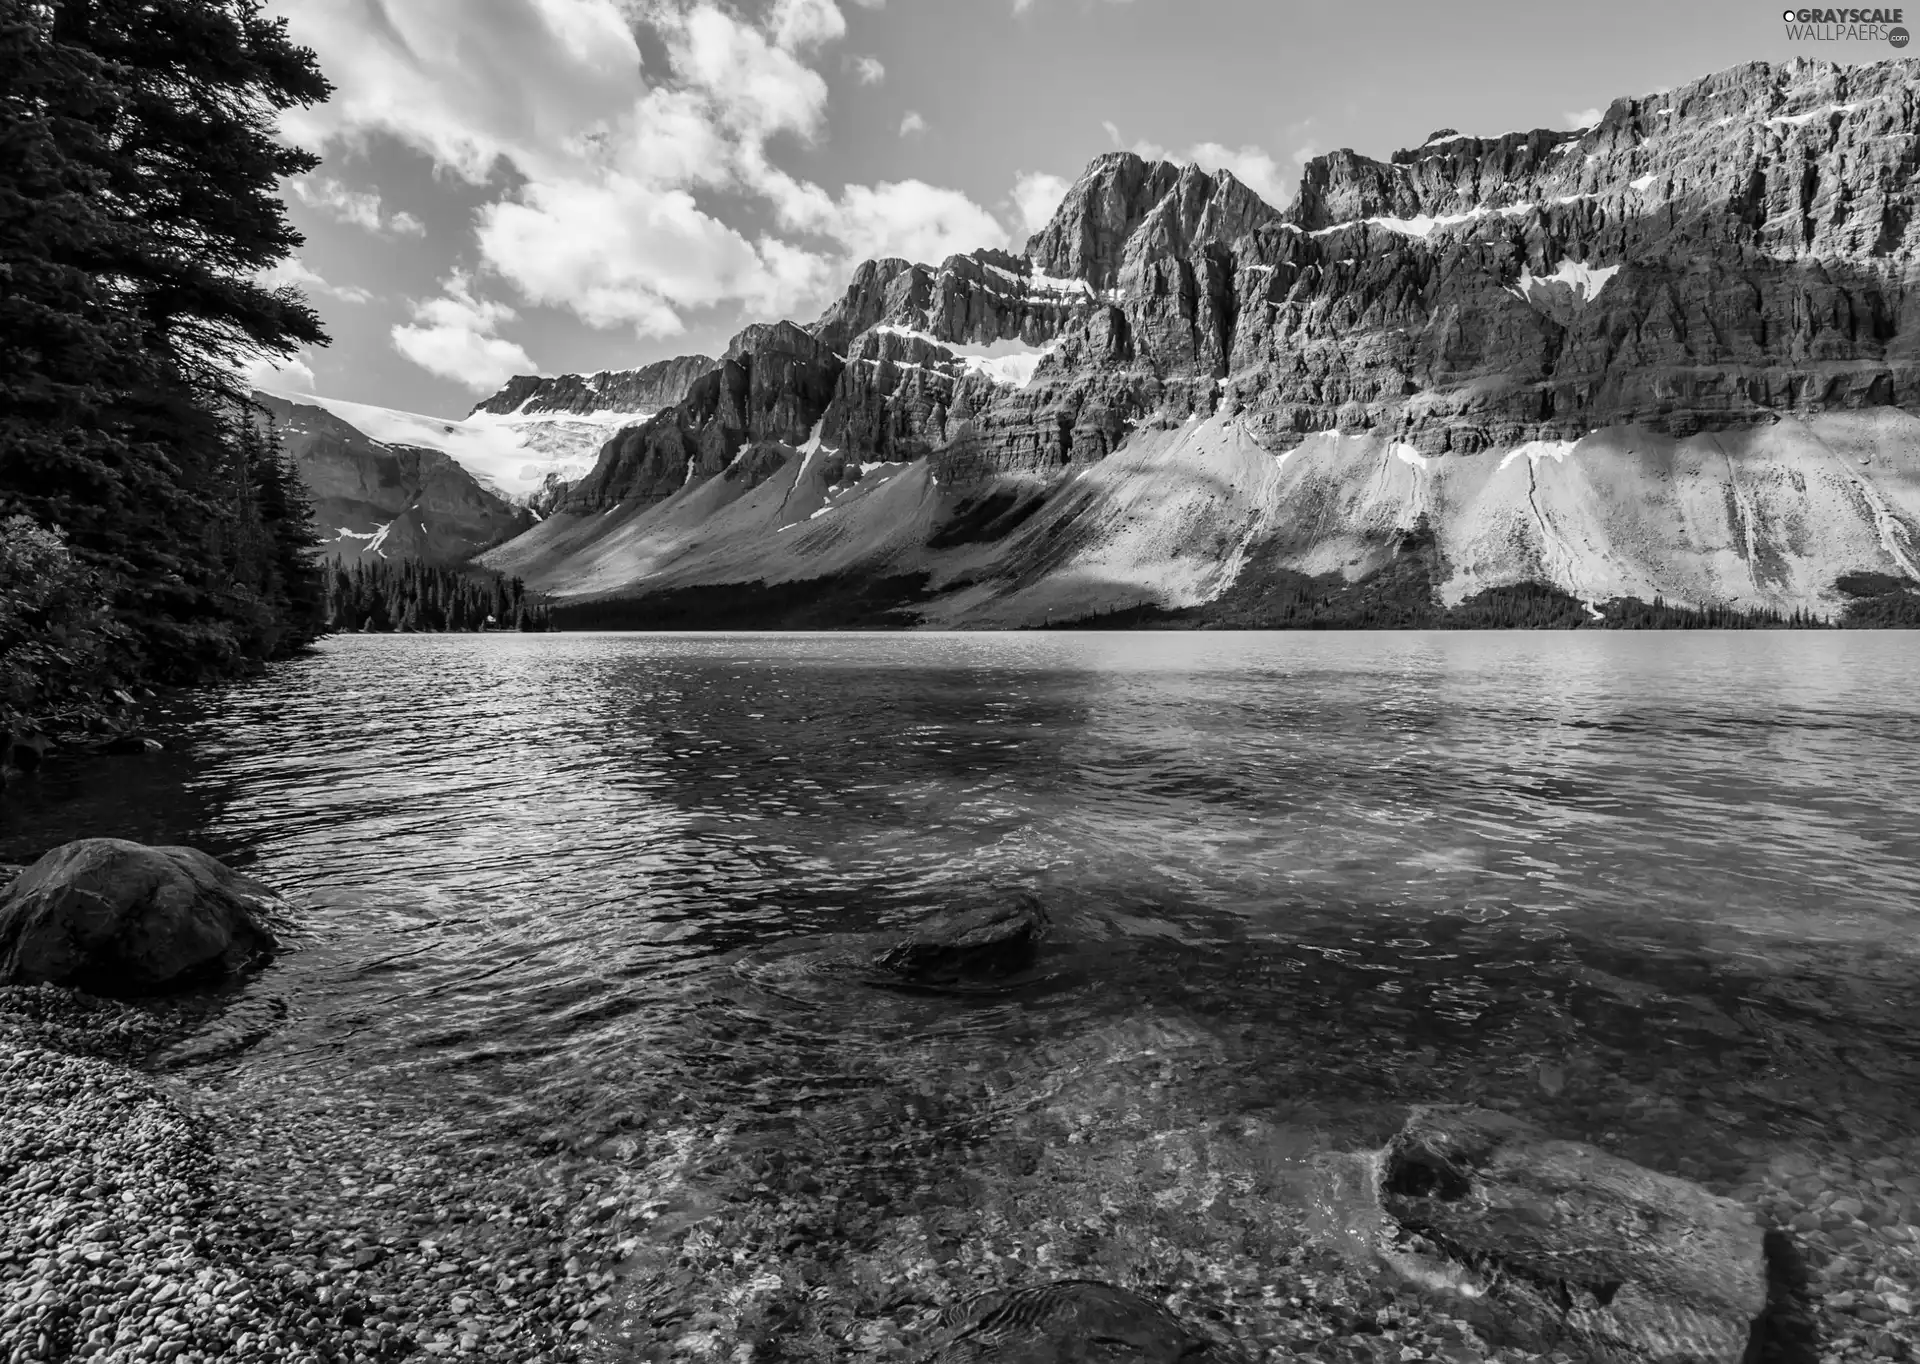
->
483 58 1920 624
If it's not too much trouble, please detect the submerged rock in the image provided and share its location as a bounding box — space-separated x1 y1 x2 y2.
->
0 838 284 996
6 730 49 772
1375 1105 1768 1363
871 892 1049 984
931 1280 1246 1362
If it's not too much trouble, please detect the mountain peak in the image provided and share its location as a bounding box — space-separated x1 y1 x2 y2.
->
1025 150 1281 289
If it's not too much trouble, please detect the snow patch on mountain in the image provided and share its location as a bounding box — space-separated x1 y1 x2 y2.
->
863 325 1054 389
264 387 648 502
331 521 395 558
1506 259 1621 308
1498 439 1581 472
1316 203 1539 240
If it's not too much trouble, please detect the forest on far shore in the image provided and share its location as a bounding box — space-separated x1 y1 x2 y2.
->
323 560 554 634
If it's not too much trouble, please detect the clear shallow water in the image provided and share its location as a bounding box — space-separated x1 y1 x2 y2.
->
7 631 1920 1352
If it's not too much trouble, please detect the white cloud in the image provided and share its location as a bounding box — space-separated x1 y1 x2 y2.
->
898 110 927 137
1291 143 1318 166
827 180 1009 264
237 350 318 394
286 177 424 236
849 53 885 84
1101 119 1122 146
1010 171 1069 235
767 0 846 52
274 0 1008 337
256 257 374 305
1564 106 1603 128
273 0 644 184
391 273 538 392
1129 136 1290 207
668 5 830 144
478 175 830 334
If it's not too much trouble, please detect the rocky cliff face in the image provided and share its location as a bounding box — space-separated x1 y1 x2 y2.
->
469 355 716 419
483 58 1920 625
259 394 533 565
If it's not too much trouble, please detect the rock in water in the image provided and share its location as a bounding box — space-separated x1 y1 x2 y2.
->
871 893 1049 984
931 1280 1245 1362
0 839 284 995
7 731 49 772
1377 1105 1767 1363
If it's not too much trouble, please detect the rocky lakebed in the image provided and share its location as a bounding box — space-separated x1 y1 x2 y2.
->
1 837 1916 1364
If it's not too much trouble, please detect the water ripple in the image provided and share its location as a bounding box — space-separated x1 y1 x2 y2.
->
5 630 1919 1198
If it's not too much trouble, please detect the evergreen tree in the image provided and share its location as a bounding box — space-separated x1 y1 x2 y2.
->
322 558 553 634
253 416 324 642
0 0 333 713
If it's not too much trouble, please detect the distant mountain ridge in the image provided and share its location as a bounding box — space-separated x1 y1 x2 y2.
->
455 58 1920 623
258 356 717 559
469 356 716 420
256 392 534 565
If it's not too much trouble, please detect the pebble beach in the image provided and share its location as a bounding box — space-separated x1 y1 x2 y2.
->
0 987 626 1364
6 972 1920 1363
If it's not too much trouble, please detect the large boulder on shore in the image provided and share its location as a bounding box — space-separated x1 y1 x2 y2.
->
1376 1105 1769 1363
0 839 283 996
931 1280 1246 1362
871 893 1049 985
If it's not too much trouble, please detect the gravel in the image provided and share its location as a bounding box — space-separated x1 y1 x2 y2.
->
5 982 1918 1363
0 987 624 1364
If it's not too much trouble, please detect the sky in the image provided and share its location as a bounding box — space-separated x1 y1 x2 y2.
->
248 0 1907 419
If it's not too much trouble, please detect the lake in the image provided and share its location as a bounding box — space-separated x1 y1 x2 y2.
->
6 631 1918 1359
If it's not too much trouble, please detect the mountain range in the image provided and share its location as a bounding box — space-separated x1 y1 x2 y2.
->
258 356 713 564
273 58 1920 623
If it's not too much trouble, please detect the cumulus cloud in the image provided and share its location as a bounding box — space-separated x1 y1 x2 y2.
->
391 273 538 392
286 177 425 236
828 180 1008 264
667 6 831 145
1128 136 1291 207
768 0 846 51
478 176 830 335
1010 171 1070 235
898 110 927 137
1564 106 1603 128
237 350 318 394
274 0 645 184
256 257 374 305
1291 144 1318 166
272 0 1009 340
849 53 884 84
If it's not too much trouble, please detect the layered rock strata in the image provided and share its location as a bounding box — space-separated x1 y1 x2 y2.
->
483 58 1920 623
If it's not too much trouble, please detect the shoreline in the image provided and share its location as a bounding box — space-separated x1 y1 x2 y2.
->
5 972 1918 1364
0 986 623 1364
